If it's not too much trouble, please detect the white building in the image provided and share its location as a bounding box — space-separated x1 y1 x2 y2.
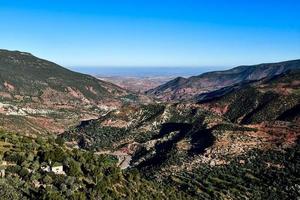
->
51 165 65 175
41 162 65 175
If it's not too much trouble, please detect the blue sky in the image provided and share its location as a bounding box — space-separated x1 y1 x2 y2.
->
0 0 299 67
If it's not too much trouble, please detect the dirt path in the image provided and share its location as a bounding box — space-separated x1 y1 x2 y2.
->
95 151 132 169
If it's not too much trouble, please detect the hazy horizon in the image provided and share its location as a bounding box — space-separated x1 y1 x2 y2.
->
68 66 227 77
1 0 299 67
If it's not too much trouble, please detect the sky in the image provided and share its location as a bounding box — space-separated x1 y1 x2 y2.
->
0 0 299 68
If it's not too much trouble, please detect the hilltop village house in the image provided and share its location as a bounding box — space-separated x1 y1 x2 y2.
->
41 162 65 175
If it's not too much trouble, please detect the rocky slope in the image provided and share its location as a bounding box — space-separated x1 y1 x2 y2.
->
62 102 300 199
61 66 300 199
200 69 300 124
146 59 300 101
0 49 145 134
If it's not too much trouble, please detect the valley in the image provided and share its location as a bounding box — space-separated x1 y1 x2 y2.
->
0 50 299 199
97 76 177 93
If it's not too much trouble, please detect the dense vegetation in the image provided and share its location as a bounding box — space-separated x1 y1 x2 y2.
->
0 130 191 200
61 104 167 150
2 127 299 199
164 142 300 199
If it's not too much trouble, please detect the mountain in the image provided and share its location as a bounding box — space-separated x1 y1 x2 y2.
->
0 49 144 134
200 69 300 124
146 59 300 101
61 104 300 199
0 49 129 104
61 65 300 199
0 54 299 199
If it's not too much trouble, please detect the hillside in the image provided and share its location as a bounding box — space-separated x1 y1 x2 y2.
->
0 130 189 199
200 69 300 124
146 59 300 101
0 49 143 134
0 49 130 105
61 67 300 199
61 103 300 199
0 52 299 199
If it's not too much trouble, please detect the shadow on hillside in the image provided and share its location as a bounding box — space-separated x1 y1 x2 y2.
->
134 122 215 170
277 104 300 122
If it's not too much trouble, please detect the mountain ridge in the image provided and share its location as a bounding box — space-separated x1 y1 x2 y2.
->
146 59 300 101
0 49 143 134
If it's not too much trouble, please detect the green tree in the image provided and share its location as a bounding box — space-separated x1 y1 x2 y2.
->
43 175 53 185
67 160 83 177
19 167 29 178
